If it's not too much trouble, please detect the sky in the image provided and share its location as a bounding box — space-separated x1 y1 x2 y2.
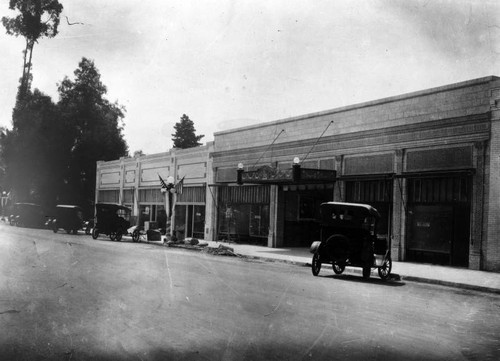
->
0 0 499 155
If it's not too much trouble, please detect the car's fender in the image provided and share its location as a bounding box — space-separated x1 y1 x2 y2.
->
309 241 322 254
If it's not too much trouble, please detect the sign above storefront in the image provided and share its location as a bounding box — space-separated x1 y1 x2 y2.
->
238 165 337 185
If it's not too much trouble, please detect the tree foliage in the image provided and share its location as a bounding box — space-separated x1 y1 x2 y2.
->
0 58 129 215
57 57 129 211
171 114 204 149
1 0 63 101
133 150 145 158
1 89 73 206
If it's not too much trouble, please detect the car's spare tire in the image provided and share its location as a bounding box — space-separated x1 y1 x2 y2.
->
325 234 350 262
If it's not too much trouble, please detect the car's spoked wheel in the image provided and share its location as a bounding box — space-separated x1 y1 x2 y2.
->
311 253 321 276
378 256 392 280
110 231 117 241
115 229 123 242
91 228 99 240
132 229 140 242
332 262 345 275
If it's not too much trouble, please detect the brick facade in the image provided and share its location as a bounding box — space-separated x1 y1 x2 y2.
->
96 76 500 271
212 76 500 271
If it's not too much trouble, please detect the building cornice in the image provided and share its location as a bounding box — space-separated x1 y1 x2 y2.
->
214 76 499 137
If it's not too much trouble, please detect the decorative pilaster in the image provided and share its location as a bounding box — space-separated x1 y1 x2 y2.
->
268 185 278 247
392 149 404 261
334 155 344 201
469 141 486 270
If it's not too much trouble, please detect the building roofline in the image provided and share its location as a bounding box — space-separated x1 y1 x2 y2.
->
214 75 499 136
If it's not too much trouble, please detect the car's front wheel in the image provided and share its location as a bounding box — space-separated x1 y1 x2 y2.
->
132 229 140 242
311 253 321 276
91 228 99 240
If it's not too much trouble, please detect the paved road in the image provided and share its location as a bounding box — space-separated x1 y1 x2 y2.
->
1 223 499 360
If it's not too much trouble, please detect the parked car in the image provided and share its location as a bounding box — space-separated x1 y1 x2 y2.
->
9 203 46 228
92 203 131 242
310 202 392 280
50 205 84 235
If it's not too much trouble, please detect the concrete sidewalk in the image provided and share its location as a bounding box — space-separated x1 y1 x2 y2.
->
139 235 500 295
203 240 500 294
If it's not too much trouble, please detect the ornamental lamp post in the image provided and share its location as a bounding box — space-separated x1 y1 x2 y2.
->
237 163 244 185
1 191 8 219
292 157 301 183
161 176 176 236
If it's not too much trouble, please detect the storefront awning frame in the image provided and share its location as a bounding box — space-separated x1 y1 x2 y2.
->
237 164 337 185
394 169 475 179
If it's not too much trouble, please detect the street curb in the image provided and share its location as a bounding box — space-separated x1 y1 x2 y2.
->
399 276 500 295
137 239 500 295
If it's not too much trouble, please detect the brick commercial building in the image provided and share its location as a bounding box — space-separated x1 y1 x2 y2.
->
96 144 215 243
96 76 500 271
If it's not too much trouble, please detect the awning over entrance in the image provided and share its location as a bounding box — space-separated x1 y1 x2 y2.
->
394 169 475 179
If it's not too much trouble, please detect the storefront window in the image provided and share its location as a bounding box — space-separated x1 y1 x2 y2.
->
98 190 119 203
346 180 392 238
218 203 268 242
139 204 166 230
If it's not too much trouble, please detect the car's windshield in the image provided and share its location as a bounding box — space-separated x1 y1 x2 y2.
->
362 216 376 236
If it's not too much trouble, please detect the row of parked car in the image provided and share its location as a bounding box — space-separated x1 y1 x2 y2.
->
7 202 137 242
7 201 394 280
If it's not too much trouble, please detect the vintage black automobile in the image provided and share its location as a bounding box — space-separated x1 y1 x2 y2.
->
51 205 84 234
9 203 46 228
91 203 131 242
310 202 392 280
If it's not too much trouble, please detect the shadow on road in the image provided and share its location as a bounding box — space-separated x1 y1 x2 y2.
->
321 274 406 287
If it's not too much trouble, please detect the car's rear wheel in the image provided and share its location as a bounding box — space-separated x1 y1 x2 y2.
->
91 228 99 240
325 234 350 261
311 253 321 276
109 231 116 241
115 229 123 242
378 256 392 280
332 262 345 275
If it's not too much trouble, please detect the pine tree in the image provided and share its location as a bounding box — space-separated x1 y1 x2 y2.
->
58 57 128 211
171 114 204 149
